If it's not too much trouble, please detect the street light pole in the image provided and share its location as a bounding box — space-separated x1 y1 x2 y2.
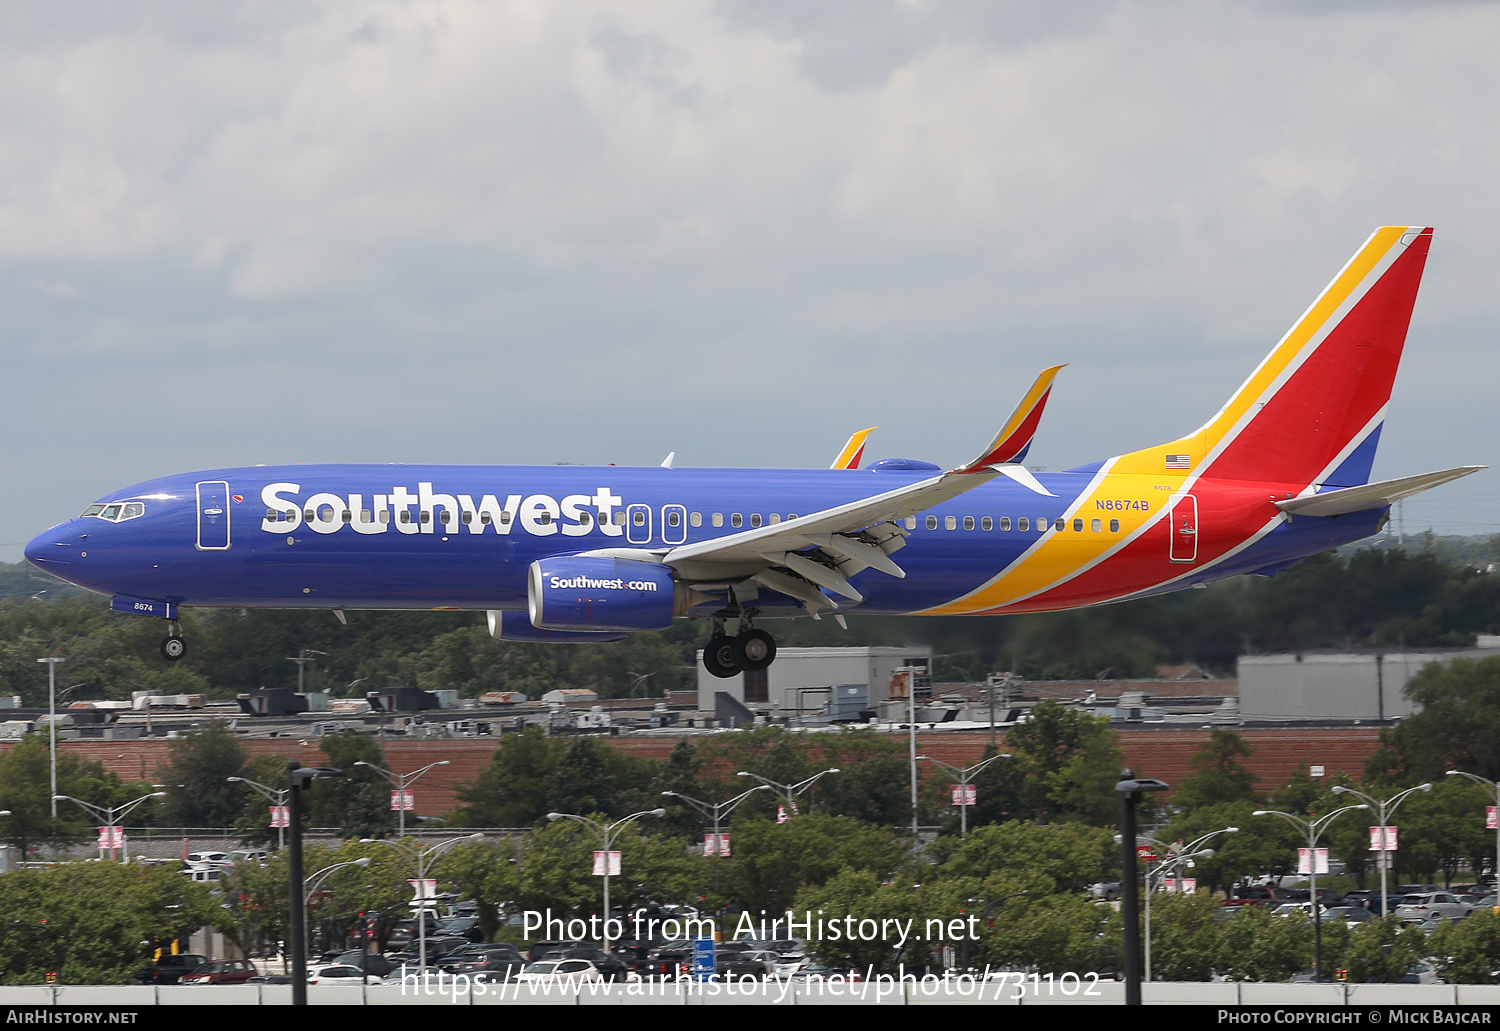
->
1129 827 1237 982
1446 771 1500 896
1115 769 1169 1006
227 775 291 849
53 791 166 862
547 809 665 952
1254 804 1369 982
36 658 63 820
360 833 484 969
287 760 344 1005
661 785 770 854
1333 782 1432 918
354 760 451 837
916 753 1009 837
735 768 840 819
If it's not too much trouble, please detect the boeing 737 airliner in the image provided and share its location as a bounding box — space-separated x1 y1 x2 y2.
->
25 226 1481 678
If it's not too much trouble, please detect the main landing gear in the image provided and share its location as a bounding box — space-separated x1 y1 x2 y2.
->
160 620 187 662
701 600 777 679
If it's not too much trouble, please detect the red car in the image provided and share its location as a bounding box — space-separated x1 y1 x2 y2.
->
180 960 258 985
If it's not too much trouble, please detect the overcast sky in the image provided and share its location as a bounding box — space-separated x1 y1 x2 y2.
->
3 0 1498 562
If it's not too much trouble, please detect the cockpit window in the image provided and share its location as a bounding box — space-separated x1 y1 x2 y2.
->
82 502 147 522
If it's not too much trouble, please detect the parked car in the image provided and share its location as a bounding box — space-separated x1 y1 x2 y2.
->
1394 892 1474 924
538 944 630 982
135 954 210 985
179 959 258 985
516 959 605 984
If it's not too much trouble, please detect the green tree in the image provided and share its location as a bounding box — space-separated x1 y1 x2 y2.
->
1392 657 1500 781
304 733 396 839
1146 892 1223 982
1429 909 1500 984
452 727 566 827
0 863 223 984
936 821 1117 896
1002 700 1125 824
1343 915 1427 983
1172 730 1259 809
0 736 153 855
1212 905 1312 982
727 814 905 914
158 720 246 826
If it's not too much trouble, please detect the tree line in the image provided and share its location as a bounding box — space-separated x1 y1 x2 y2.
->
3 536 1500 701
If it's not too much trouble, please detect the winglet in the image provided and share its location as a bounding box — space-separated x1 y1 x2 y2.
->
955 365 1065 472
830 427 877 470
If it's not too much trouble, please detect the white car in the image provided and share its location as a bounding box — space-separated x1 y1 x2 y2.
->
1394 893 1473 923
516 959 604 984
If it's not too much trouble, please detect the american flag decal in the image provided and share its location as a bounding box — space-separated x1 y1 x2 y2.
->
1165 454 1191 470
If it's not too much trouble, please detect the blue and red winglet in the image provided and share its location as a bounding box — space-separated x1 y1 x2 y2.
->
954 366 1065 473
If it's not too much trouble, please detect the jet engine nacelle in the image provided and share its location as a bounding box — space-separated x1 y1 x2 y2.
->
528 556 681 632
487 610 627 643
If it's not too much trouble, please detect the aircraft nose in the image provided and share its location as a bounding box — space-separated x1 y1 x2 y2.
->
25 522 81 577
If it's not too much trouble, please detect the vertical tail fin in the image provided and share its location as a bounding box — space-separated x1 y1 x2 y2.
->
1124 226 1432 488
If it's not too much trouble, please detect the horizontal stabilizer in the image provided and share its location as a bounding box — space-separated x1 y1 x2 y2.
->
1276 466 1485 517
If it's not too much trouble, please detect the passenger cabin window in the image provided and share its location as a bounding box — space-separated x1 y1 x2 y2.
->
944 516 956 530
750 514 762 528
1110 518 1120 532
769 514 780 525
999 517 1010 531
539 512 552 525
613 512 625 525
963 516 975 530
381 511 391 523
905 517 917 529
1053 517 1064 531
479 512 491 524
691 512 702 527
712 513 723 527
1072 518 1083 532
982 516 993 531
1018 517 1029 531
1091 518 1102 532
633 511 645 526
925 516 938 530
667 511 681 527
731 514 743 528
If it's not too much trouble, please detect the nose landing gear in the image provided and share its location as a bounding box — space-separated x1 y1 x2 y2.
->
160 620 187 661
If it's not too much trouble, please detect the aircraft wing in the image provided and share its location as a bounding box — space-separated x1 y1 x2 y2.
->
1275 466 1485 517
657 367 1065 609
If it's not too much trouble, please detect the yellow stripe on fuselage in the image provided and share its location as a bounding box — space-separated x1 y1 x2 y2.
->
919 227 1408 616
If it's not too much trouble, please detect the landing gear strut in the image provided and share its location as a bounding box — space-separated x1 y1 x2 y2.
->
160 620 187 662
701 595 777 679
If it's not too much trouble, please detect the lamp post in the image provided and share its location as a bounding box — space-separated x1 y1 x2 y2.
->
359 833 483 970
735 768 839 819
286 760 344 1005
1116 769 1169 1006
353 760 451 836
1128 827 1237 982
1445 771 1500 895
546 810 665 952
661 785 769 856
1253 804 1369 982
227 775 291 849
304 857 371 962
916 753 1009 837
1332 782 1432 918
52 790 166 862
36 658 62 820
